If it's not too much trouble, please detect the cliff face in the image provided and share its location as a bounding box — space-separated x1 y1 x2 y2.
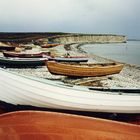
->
50 35 126 44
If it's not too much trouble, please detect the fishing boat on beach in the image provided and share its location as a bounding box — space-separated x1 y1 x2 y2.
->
49 57 88 62
0 57 88 68
3 51 50 58
0 57 46 67
0 68 140 113
0 42 16 51
3 51 88 62
46 61 124 77
41 43 60 48
0 111 139 140
0 46 16 51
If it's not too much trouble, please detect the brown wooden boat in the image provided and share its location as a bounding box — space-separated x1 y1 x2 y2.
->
0 111 139 140
41 43 60 48
46 61 124 77
2 51 89 63
3 51 50 58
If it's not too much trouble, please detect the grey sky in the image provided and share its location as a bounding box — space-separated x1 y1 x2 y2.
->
0 0 140 39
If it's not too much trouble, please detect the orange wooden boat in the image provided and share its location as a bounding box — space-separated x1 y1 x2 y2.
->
46 61 124 77
0 111 139 140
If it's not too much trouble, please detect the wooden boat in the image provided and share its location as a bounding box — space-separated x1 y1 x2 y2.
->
0 111 139 140
41 43 60 48
46 61 124 77
49 57 88 62
0 57 46 67
3 51 50 58
3 51 88 62
65 55 87 58
0 46 16 51
0 68 140 113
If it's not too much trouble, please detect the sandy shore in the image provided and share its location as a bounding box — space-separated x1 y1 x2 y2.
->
1 43 140 88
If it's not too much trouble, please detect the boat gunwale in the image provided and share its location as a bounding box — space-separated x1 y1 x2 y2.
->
0 110 139 128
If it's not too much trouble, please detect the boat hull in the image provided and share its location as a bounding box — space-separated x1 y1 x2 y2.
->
3 51 50 58
46 61 124 77
0 69 140 113
0 57 45 67
3 52 88 62
0 111 139 140
0 46 15 51
41 44 60 48
49 57 88 62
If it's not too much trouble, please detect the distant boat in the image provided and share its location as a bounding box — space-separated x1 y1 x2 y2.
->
0 68 140 113
0 46 16 51
49 57 88 62
0 111 139 140
3 51 88 62
0 57 46 67
64 55 88 58
3 51 50 58
46 61 124 77
41 43 60 48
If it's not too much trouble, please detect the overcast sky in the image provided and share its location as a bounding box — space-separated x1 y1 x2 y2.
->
0 0 140 39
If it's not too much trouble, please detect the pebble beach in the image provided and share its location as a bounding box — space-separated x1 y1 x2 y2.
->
1 43 140 89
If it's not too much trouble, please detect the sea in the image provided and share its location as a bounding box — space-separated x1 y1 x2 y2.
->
81 41 140 66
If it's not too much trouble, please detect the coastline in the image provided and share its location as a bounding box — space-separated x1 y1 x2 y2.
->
2 43 140 89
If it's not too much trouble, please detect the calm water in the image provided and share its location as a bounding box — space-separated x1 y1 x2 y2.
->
82 41 140 65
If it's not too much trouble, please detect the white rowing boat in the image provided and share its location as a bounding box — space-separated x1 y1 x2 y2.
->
0 68 140 113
